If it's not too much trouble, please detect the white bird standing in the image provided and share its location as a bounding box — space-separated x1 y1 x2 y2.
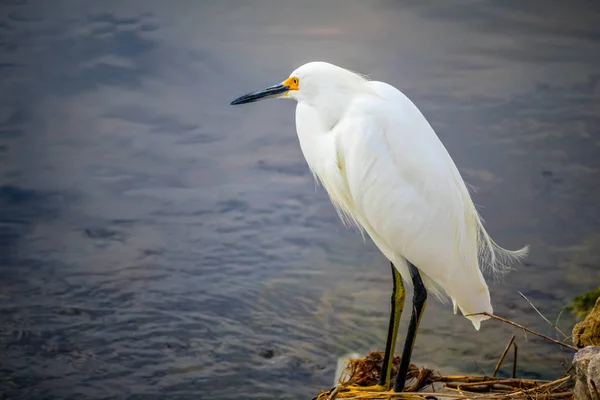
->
230 62 527 392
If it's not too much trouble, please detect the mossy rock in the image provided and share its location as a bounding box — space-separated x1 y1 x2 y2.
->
572 296 600 348
566 287 600 320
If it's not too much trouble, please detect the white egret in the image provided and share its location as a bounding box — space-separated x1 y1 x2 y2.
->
230 62 528 392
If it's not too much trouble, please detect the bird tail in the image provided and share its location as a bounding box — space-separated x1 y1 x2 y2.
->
458 178 529 277
458 188 528 330
475 215 529 278
438 144 529 329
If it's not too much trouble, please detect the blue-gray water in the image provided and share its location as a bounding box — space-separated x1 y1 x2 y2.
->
1 1 599 399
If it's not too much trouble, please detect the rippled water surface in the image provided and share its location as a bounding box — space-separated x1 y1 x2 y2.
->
1 1 599 399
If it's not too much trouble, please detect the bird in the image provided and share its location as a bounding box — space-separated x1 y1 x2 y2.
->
230 61 528 392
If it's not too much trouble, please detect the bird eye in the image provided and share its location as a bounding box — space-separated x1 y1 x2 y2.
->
293 78 298 85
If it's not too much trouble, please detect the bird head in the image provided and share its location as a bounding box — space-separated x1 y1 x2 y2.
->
230 62 368 107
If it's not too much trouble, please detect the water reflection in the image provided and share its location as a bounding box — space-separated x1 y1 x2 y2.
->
0 1 599 399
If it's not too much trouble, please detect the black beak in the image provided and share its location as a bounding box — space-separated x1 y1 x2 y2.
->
230 83 290 105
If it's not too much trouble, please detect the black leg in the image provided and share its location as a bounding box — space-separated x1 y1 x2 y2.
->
393 262 427 392
378 262 405 387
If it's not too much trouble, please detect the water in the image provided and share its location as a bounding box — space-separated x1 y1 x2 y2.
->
1 1 599 399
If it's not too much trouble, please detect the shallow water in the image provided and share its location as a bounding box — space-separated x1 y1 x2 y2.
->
1 1 599 399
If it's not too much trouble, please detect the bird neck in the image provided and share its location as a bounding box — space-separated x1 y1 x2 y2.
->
307 94 351 130
303 79 369 130
295 102 335 173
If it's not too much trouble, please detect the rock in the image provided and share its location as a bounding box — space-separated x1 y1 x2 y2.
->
334 352 362 385
259 348 275 359
573 296 600 348
572 346 600 400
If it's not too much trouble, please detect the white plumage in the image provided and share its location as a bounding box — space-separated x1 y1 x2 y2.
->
232 61 528 330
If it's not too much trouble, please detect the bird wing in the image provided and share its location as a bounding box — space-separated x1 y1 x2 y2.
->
334 91 472 289
332 81 526 325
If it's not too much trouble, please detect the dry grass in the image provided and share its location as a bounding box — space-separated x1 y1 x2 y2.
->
313 312 577 400
314 351 574 400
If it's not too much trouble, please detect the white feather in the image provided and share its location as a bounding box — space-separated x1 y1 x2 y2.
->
289 62 527 329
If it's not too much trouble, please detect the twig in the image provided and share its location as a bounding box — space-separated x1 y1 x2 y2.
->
512 342 518 379
491 384 517 392
446 379 537 390
493 334 515 377
518 291 567 339
443 386 479 398
434 376 546 385
387 392 476 399
465 312 578 351
327 385 342 400
505 375 573 398
555 309 565 341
